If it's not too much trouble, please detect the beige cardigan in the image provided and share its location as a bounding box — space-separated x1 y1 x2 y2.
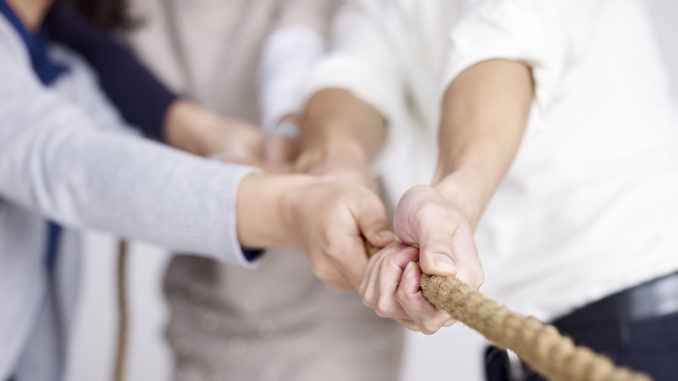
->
127 0 336 123
124 1 404 381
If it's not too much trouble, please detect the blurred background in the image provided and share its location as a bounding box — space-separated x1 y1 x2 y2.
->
64 1 678 380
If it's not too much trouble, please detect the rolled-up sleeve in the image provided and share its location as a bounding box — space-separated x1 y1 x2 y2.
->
443 1 597 112
301 0 405 124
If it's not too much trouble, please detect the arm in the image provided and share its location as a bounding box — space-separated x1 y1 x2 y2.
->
48 5 176 141
0 43 392 284
361 59 533 333
361 0 606 333
296 88 386 188
295 0 404 187
48 6 261 159
258 0 340 163
432 59 533 227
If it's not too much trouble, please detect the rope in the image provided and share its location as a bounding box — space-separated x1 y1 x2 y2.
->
113 240 129 381
365 243 652 381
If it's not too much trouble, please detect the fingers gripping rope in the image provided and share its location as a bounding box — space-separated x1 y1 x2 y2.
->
365 243 652 381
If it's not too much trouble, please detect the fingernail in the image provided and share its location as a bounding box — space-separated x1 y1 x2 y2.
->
405 261 416 277
432 254 457 275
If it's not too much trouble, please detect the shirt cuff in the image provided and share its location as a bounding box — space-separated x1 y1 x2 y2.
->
259 25 325 133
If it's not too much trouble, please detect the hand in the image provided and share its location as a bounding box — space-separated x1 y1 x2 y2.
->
372 184 484 333
295 88 386 190
262 135 297 165
236 174 395 291
295 136 378 191
360 242 454 334
290 180 395 290
289 179 394 290
164 99 262 161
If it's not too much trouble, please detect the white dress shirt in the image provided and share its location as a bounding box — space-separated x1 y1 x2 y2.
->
304 0 678 321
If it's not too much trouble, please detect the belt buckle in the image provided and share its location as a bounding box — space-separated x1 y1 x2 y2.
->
506 349 527 381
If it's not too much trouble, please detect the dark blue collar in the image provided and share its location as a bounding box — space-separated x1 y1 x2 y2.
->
0 0 68 85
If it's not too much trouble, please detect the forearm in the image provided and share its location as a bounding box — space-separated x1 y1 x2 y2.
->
236 174 311 248
48 6 177 140
433 59 534 227
299 88 387 163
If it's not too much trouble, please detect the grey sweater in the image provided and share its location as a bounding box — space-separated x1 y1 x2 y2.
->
0 15 256 379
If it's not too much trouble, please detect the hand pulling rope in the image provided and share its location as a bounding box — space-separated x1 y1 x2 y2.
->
365 243 652 381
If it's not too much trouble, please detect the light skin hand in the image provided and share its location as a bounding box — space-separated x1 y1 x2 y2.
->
362 59 534 333
164 99 263 162
236 174 395 290
360 242 454 333
262 134 297 165
359 186 483 334
295 88 387 189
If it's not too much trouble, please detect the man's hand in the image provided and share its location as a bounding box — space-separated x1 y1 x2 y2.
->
358 184 484 334
164 99 262 161
394 185 483 284
360 242 455 334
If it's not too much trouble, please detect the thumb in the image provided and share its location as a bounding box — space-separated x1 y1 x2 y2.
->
417 222 458 277
352 193 395 248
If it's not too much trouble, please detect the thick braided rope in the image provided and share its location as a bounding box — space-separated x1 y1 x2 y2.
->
364 243 651 381
420 275 651 381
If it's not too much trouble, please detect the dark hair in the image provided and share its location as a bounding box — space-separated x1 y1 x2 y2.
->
64 0 134 30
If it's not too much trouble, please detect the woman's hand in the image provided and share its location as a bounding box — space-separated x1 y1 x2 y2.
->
164 99 262 161
236 174 394 290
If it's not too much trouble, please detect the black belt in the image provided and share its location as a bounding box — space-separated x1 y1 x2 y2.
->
553 271 678 352
489 271 678 381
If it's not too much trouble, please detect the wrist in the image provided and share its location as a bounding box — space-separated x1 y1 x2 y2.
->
432 168 490 229
297 124 370 168
236 173 316 248
164 99 211 155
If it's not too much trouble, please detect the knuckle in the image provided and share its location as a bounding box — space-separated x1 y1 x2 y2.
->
403 324 421 333
321 234 345 262
375 298 395 318
384 257 401 272
361 292 375 308
395 286 412 303
474 271 486 288
310 261 332 281
421 320 441 335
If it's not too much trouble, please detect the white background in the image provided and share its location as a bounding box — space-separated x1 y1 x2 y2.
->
65 2 678 380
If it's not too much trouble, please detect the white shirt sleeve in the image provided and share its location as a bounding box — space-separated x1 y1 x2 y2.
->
443 0 604 112
301 0 406 124
258 25 325 133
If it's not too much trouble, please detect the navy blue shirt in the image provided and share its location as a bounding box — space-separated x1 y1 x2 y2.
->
47 4 177 141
